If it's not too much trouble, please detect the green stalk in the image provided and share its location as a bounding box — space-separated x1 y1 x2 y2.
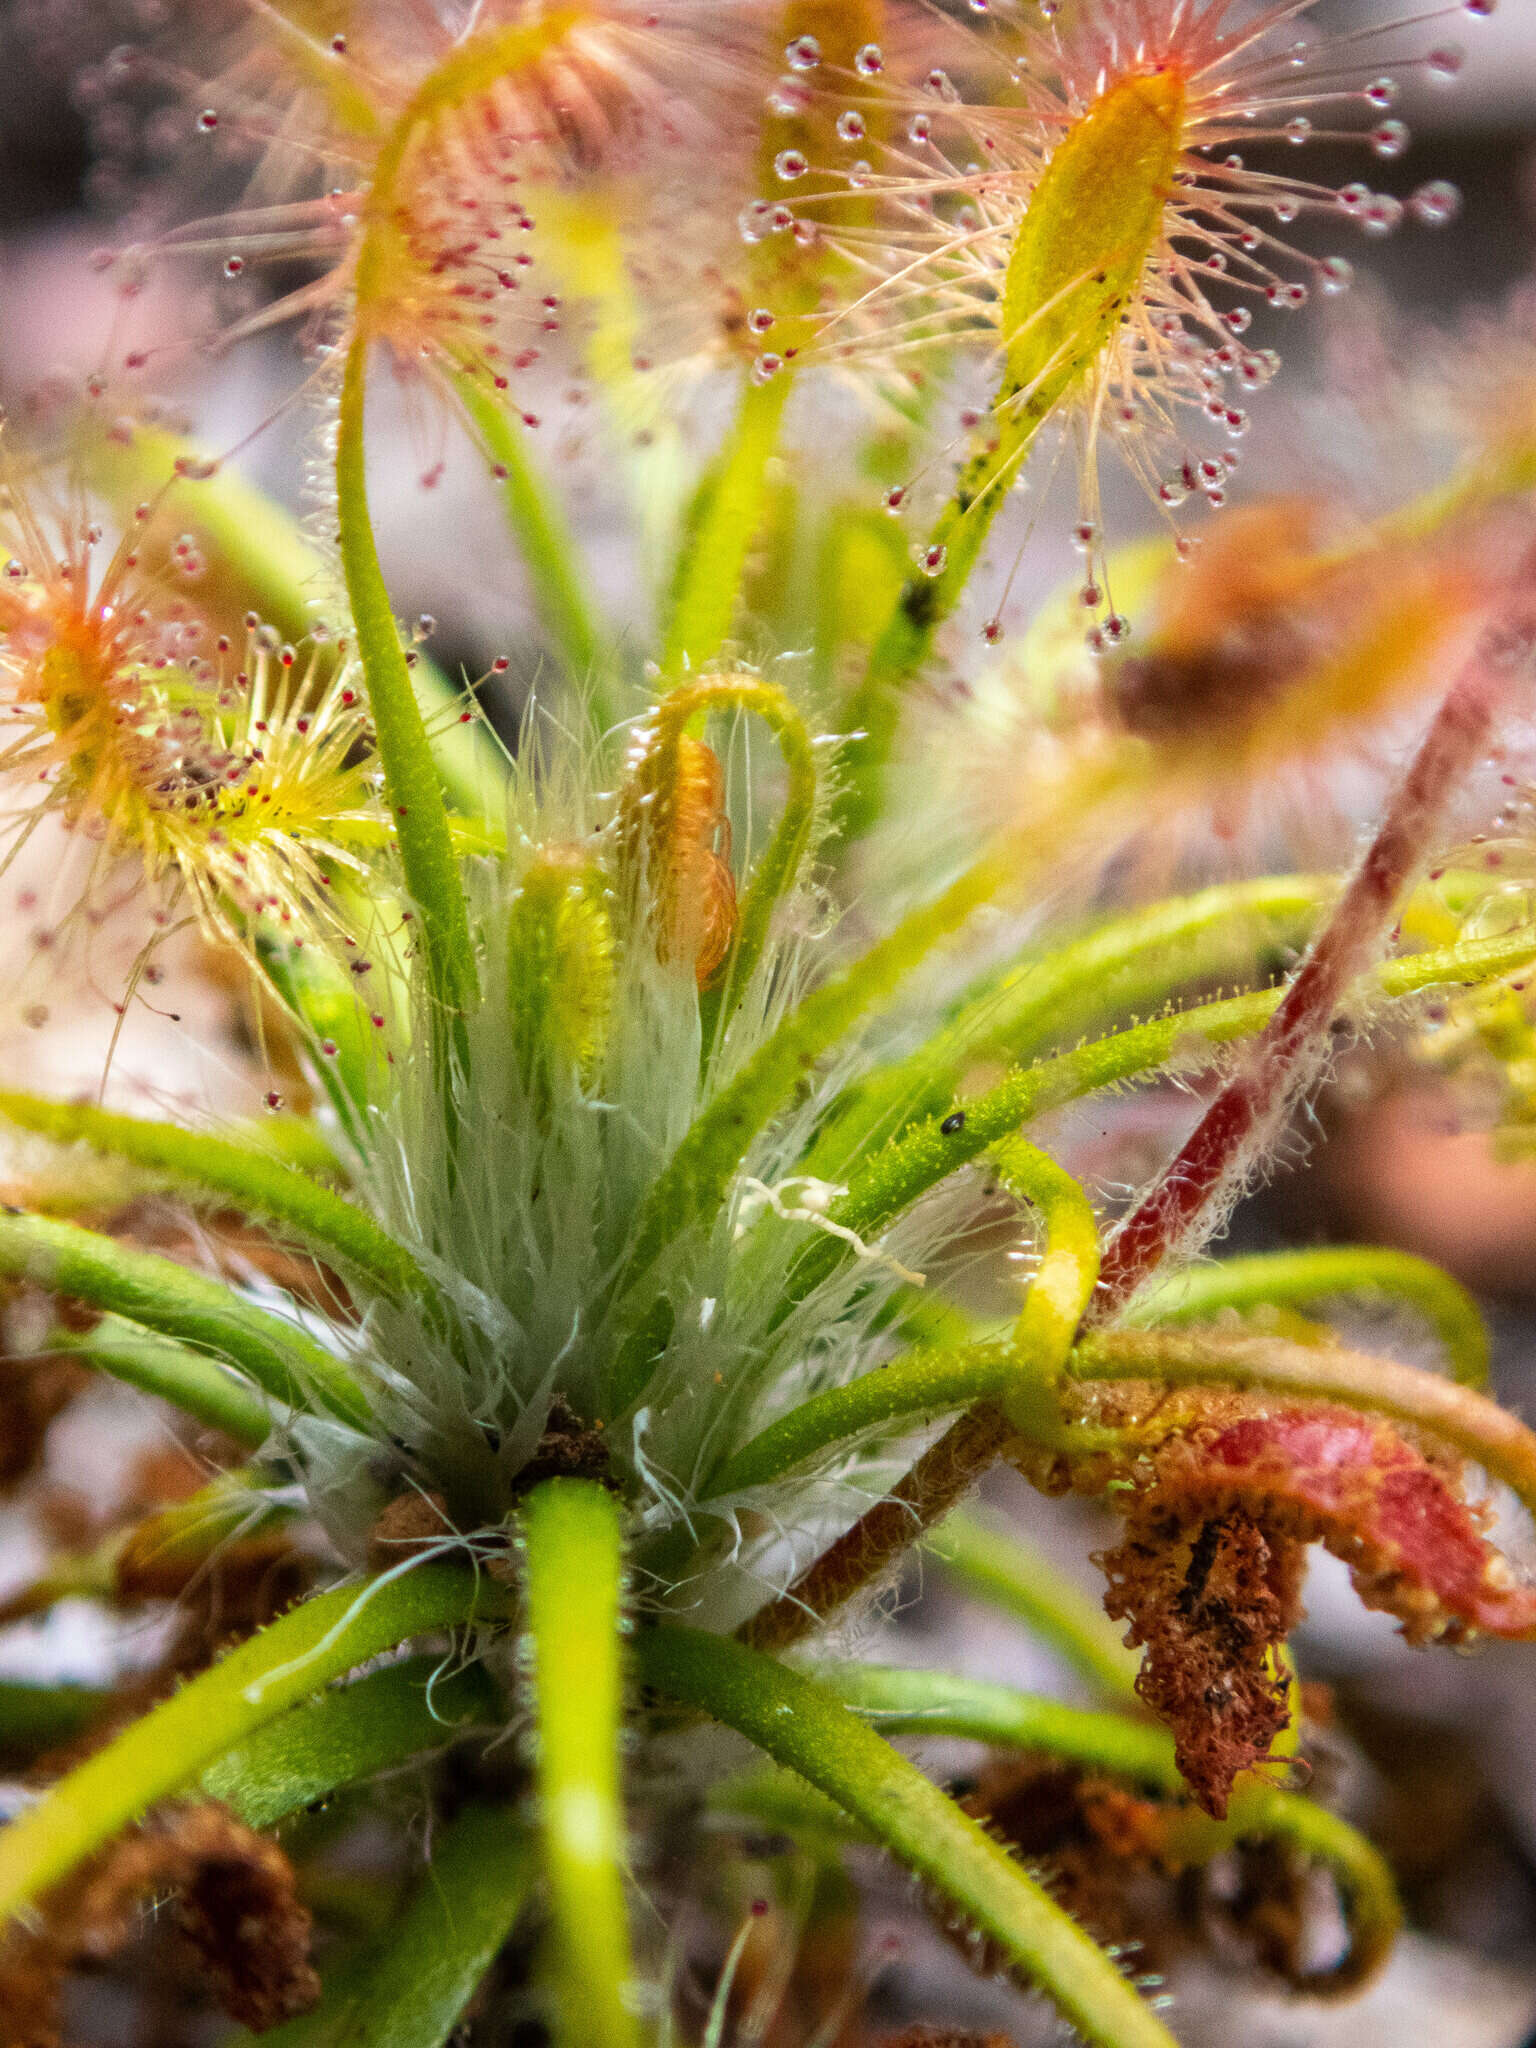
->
336 329 479 1072
1124 1245 1489 1388
816 1664 1399 1990
0 1211 368 1429
1072 1327 1536 1523
61 1316 272 1447
835 71 1189 841
806 874 1332 1178
0 1090 430 1307
203 1655 500 1830
0 1565 503 1922
521 1480 639 2048
83 423 495 816
660 372 792 676
240 1804 534 2048
453 372 613 719
790 924 1536 1315
702 1340 1010 1498
925 1514 1140 1707
636 1626 1179 2048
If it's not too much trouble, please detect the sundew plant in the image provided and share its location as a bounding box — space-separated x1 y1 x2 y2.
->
2 0 1536 2043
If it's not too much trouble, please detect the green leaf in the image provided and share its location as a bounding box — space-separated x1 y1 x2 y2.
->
0 1090 431 1308
636 1625 1180 2048
1124 1244 1490 1388
522 1480 640 2048
62 1315 272 1447
660 373 792 676
0 1211 368 1428
240 1804 533 2048
816 1662 1400 1991
0 1565 503 1922
203 1655 501 1831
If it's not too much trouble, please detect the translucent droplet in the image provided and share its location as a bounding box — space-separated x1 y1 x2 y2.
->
1370 120 1410 158
1410 179 1461 225
854 43 884 76
836 109 866 143
1365 77 1398 109
1284 117 1311 143
785 34 820 68
196 108 218 132
774 149 808 181
1360 193 1404 235
1319 255 1354 293
916 543 947 577
223 255 244 278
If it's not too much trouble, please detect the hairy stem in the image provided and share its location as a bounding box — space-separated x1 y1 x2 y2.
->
703 1340 1009 1500
614 760 1127 1407
637 1626 1179 2048
787 923 1536 1319
1096 650 1513 1311
739 1404 1015 1653
522 1480 639 2048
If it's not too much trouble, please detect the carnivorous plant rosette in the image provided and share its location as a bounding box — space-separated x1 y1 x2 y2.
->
0 3 1535 2047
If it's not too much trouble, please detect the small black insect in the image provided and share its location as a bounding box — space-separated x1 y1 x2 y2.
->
940 1111 966 1135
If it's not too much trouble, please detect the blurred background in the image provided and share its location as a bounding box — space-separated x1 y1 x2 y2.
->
4 3 1536 2044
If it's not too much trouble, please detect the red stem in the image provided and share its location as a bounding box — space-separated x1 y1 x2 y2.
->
1095 637 1519 1316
